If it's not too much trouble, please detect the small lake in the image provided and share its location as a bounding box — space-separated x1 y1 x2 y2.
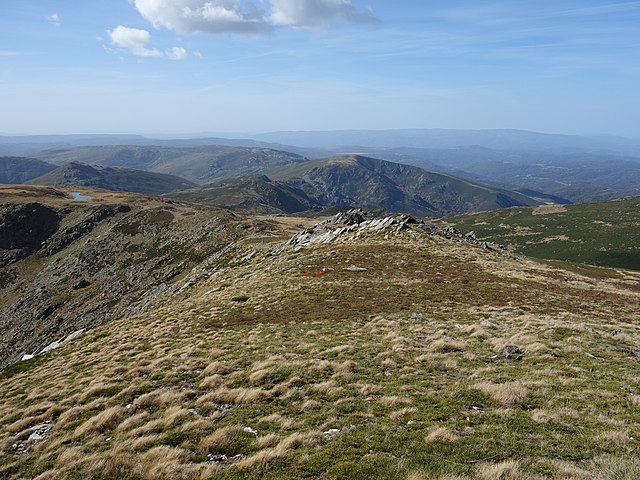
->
70 192 92 201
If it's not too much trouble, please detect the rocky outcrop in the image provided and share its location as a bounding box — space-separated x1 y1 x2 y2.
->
277 208 511 256
0 203 60 267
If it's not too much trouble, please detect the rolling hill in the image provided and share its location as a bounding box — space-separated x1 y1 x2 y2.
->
28 162 196 195
444 196 640 270
0 157 56 184
34 145 308 184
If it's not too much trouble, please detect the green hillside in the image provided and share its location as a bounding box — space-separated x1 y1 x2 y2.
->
446 197 640 270
35 146 307 184
28 162 196 195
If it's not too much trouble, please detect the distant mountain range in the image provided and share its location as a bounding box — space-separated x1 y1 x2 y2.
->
2 129 639 204
249 128 640 156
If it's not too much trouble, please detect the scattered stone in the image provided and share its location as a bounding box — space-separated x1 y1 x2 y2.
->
470 403 484 412
501 345 524 361
407 420 418 425
411 312 424 319
323 429 341 439
383 369 392 377
179 353 189 359
607 345 640 358
13 422 53 455
344 265 367 272
611 328 622 336
207 453 244 463
243 426 258 436
72 278 90 290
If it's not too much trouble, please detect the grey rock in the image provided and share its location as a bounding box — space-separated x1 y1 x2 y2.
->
344 265 367 272
501 345 523 360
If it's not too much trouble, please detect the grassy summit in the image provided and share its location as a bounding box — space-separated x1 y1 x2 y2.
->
0 204 639 479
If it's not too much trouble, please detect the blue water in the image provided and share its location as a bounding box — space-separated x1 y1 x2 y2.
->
70 192 92 201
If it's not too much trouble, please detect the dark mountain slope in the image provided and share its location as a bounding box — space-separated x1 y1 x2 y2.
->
268 155 540 217
168 175 316 214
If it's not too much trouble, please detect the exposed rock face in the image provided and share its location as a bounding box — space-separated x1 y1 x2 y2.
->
0 189 255 370
277 208 509 256
0 203 60 267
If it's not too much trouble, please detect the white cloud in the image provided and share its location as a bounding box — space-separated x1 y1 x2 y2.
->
108 25 163 57
166 46 188 60
270 0 377 29
132 0 376 35
48 13 60 27
134 0 271 35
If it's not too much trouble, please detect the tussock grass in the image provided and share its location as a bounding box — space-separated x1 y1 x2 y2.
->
1 223 639 479
425 426 459 443
475 382 530 407
73 406 126 437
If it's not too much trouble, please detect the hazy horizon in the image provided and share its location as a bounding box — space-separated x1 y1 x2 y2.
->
2 1 640 137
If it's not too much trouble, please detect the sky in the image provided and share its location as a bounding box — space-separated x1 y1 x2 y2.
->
1 0 640 137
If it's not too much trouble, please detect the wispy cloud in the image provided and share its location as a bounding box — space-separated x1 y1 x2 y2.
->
48 13 61 27
166 46 188 61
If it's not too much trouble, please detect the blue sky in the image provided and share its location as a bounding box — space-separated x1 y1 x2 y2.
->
1 0 639 137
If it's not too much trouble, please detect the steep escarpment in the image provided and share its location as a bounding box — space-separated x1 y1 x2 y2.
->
0 186 278 370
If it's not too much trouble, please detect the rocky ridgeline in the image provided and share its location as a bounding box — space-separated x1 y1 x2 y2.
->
277 208 509 254
0 196 249 370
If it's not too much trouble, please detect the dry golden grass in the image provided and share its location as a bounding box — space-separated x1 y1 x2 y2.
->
73 406 126 437
594 430 632 447
203 361 233 376
475 382 529 407
379 396 413 408
199 425 247 453
301 399 322 411
389 407 418 421
475 460 543 480
138 446 191 479
430 338 467 353
1 214 639 479
425 427 459 443
133 390 186 410
334 360 359 375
